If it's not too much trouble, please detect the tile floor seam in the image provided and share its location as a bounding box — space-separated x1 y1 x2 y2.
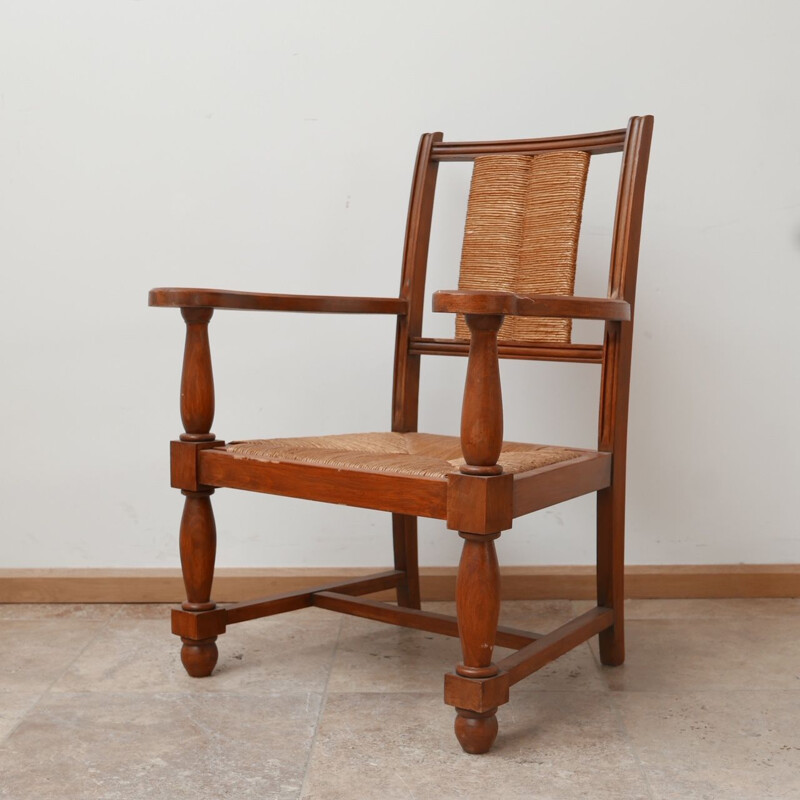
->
605 690 657 800
584 618 655 799
298 612 344 800
0 607 121 746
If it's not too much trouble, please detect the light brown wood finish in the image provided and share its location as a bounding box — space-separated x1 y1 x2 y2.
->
198 447 449 518
512 452 611 516
390 133 442 610
432 290 631 321
453 532 502 753
431 128 627 160
497 606 614 685
311 591 539 649
409 338 604 363
224 570 403 624
451 317 506 752
148 118 655 754
596 115 654 666
175 309 219 676
392 514 421 609
150 288 407 314
179 308 215 442
459 314 505 476
199 444 610 523
391 132 442 434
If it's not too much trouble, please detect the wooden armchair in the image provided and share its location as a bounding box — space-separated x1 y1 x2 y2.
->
149 116 653 754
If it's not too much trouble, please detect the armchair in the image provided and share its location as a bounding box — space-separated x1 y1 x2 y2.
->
149 116 653 754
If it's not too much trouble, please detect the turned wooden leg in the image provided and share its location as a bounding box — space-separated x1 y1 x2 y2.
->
453 531 501 754
392 513 421 609
173 307 221 677
597 483 625 665
179 489 218 677
449 312 505 753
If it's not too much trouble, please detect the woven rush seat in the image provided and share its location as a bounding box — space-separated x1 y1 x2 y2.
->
227 432 585 479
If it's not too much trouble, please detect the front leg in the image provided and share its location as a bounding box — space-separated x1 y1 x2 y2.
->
178 489 219 676
450 310 506 753
173 307 222 677
453 531 501 753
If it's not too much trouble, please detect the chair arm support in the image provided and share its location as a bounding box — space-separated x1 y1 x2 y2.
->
458 313 505 477
149 288 408 315
432 290 630 321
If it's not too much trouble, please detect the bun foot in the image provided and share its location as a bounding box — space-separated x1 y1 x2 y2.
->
454 707 498 754
180 636 218 677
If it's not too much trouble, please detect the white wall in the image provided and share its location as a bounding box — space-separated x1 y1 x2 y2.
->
1 1 798 569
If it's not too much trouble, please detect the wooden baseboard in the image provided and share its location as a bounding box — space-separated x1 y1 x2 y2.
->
0 565 797 603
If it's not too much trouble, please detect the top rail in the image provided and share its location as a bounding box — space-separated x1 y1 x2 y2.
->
432 128 627 161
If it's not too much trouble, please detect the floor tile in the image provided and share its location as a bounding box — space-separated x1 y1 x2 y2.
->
0 692 42 741
593 617 800 692
0 691 321 800
53 608 342 695
428 598 575 628
573 598 800 621
301 691 650 800
2 620 107 692
0 604 120 621
614 691 800 800
327 599 603 694
2 599 798 799
113 603 176 620
327 618 460 693
622 598 800 621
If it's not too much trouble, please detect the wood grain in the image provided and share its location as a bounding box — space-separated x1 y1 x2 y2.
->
149 288 407 314
311 591 538 649
458 314 504 476
198 447 448 519
409 338 604 363
433 290 630 320
432 128 627 160
596 114 654 666
144 118 657 752
497 606 614 685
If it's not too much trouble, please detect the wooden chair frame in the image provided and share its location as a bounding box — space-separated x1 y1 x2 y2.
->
149 116 653 754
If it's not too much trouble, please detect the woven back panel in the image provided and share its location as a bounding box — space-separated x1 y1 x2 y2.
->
455 150 590 343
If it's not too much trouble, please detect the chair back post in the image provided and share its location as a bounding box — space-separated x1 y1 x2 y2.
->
595 115 654 665
391 132 442 433
598 115 654 457
389 132 442 610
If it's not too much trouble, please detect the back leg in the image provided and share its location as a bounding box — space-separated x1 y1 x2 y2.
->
392 513 421 609
596 484 625 665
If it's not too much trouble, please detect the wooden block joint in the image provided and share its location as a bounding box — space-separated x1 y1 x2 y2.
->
171 606 228 640
446 472 513 534
444 670 510 712
170 440 224 491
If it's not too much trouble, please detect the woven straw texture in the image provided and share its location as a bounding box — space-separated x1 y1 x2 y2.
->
227 432 583 479
456 150 590 343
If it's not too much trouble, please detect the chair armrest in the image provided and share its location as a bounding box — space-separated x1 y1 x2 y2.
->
149 288 408 315
432 290 630 321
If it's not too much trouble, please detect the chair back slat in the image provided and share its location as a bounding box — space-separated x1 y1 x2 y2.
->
455 150 589 343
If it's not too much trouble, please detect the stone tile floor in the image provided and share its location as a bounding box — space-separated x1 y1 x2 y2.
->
1 598 799 799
